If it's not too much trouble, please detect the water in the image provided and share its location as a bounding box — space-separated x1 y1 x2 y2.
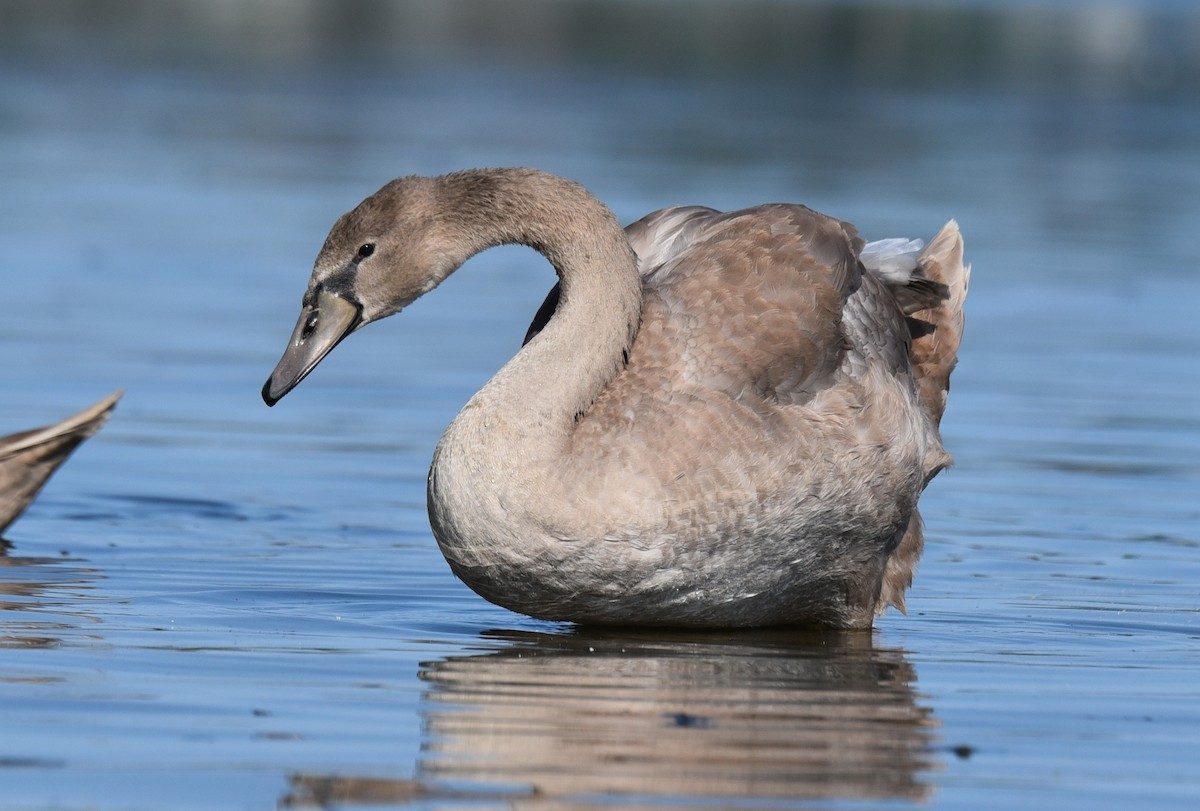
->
2 1 1199 808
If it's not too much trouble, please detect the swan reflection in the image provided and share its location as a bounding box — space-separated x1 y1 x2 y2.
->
0 544 104 652
286 628 938 808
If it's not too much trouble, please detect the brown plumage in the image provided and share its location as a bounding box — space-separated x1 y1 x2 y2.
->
0 391 121 535
264 168 968 628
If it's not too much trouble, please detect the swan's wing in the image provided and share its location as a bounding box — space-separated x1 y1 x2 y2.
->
624 206 720 276
627 203 867 404
522 283 560 346
527 203 951 413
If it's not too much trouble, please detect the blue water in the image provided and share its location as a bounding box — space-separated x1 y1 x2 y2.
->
3 2 1199 809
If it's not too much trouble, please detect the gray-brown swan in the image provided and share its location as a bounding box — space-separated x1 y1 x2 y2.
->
263 168 968 628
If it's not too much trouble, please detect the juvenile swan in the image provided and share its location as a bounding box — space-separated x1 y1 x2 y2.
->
263 168 968 628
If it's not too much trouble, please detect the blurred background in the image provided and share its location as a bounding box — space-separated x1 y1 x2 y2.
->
2 2 1198 809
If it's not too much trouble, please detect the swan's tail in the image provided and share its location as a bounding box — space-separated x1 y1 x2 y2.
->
908 220 970 428
877 221 968 616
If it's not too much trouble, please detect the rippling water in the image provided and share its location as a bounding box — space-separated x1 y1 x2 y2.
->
2 2 1199 809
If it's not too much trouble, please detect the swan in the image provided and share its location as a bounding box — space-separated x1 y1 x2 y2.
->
1 391 122 535
263 168 968 628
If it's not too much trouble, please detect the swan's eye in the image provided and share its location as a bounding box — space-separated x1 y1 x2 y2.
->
356 243 376 260
300 310 320 340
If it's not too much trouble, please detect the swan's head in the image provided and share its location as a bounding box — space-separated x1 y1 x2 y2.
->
263 175 465 406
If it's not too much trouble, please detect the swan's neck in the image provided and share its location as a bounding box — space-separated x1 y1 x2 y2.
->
428 169 641 531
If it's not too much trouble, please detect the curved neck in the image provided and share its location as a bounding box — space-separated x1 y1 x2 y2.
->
433 168 642 468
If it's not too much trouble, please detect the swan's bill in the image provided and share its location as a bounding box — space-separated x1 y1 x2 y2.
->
262 289 361 406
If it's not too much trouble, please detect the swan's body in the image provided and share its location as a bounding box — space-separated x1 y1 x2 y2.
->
264 168 968 628
0 391 121 535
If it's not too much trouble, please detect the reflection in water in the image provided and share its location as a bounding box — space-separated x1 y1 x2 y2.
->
285 628 937 808
0 544 104 653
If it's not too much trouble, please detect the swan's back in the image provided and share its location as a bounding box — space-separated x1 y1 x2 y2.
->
587 204 957 427
619 203 966 436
